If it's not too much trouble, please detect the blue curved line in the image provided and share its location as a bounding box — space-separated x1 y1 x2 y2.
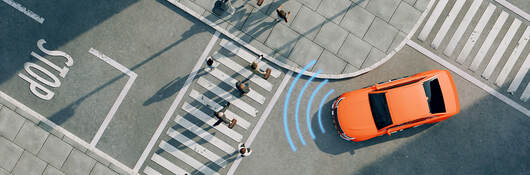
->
283 60 316 152
295 70 321 145
306 79 328 139
318 89 335 133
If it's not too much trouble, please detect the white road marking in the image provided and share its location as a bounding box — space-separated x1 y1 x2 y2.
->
456 3 496 64
2 0 44 23
508 54 530 94
151 154 188 175
209 68 266 104
166 128 227 168
88 48 138 147
521 82 530 102
444 0 483 56
494 0 530 21
174 116 236 154
143 166 163 175
431 0 466 49
212 52 273 91
134 31 220 173
482 19 521 79
407 40 529 117
418 0 448 41
220 39 281 78
226 71 293 175
189 89 250 130
496 26 530 86
197 77 258 117
469 11 509 71
159 141 220 175
182 102 243 142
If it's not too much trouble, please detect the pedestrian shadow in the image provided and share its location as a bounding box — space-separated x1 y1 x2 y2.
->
143 69 210 106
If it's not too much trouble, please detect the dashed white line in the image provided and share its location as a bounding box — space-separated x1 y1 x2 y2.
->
508 54 530 94
418 0 448 41
496 26 530 86
456 3 496 64
469 11 509 71
482 18 521 79
431 0 466 49
2 0 44 23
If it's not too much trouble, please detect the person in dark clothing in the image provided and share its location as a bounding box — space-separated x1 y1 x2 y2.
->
257 0 264 6
276 5 290 23
236 80 250 96
213 102 237 129
238 143 252 157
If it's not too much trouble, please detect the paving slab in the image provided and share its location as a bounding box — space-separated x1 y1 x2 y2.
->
242 10 277 42
414 0 430 11
390 32 407 53
343 63 360 73
14 122 49 155
12 151 46 175
296 0 322 11
340 4 375 38
0 168 8 175
37 135 73 168
403 0 417 6
352 0 370 8
0 107 25 141
365 0 401 22
0 137 23 171
339 33 372 68
390 2 422 33
290 6 326 40
265 23 301 57
316 0 352 24
313 50 347 74
90 163 118 175
362 47 386 68
61 149 96 175
266 0 302 26
363 17 399 53
314 21 348 53
290 36 324 66
43 166 66 175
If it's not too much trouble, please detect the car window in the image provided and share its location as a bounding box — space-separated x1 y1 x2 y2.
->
368 93 392 130
423 78 446 113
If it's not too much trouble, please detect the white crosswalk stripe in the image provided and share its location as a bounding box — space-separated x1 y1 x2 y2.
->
470 11 509 72
143 166 163 175
444 0 483 56
189 89 251 130
456 3 496 64
151 154 188 175
208 68 266 104
166 127 227 168
182 102 243 142
496 26 530 86
197 77 258 117
482 19 521 79
174 116 236 154
521 82 530 102
508 54 530 94
431 0 466 49
212 52 273 91
418 0 449 41
220 39 281 78
159 141 220 175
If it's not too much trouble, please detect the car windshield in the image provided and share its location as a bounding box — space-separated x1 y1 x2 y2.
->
368 93 392 130
423 78 446 113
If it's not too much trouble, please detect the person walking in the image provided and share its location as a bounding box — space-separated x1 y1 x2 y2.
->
236 80 250 96
238 143 252 157
276 5 290 23
251 55 271 80
220 0 235 15
257 0 264 6
206 57 215 70
213 102 237 129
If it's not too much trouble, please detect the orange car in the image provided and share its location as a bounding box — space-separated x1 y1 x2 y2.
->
331 70 459 141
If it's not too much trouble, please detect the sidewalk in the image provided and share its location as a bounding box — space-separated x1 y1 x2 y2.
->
173 0 429 78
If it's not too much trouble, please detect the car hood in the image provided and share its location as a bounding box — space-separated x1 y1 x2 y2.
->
337 90 378 138
386 84 430 124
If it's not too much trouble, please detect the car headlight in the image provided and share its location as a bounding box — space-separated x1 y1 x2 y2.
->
340 133 355 140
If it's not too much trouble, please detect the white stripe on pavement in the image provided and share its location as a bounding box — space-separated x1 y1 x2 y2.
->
456 3 496 64
143 166 163 175
2 0 44 23
521 82 530 102
482 19 522 79
496 26 530 86
444 0 483 56
174 116 236 154
166 128 227 168
469 11 509 71
151 154 188 175
189 89 250 129
418 0 449 41
209 68 266 104
197 77 258 117
212 52 273 91
431 0 466 49
220 39 280 78
182 102 243 142
508 54 530 94
160 141 220 175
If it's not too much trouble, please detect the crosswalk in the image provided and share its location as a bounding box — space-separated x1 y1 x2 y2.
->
416 0 530 103
142 38 282 175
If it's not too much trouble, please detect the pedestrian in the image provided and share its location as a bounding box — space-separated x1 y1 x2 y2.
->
213 102 237 129
238 143 252 157
276 5 290 23
257 0 264 6
236 80 250 96
220 0 235 15
250 55 271 80
206 57 215 70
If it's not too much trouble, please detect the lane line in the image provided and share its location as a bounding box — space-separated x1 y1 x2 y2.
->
508 54 530 94
496 26 530 86
482 19 521 79
133 31 220 173
212 52 273 91
208 68 266 104
227 71 293 175
88 48 138 147
160 141 220 175
444 0 483 57
469 11 509 71
521 82 530 102
166 127 227 168
174 116 236 154
2 0 44 23
143 166 163 175
456 3 496 64
182 102 243 142
431 0 466 49
189 89 250 130
197 77 258 117
407 40 529 117
151 154 188 175
418 0 449 41
219 39 281 78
